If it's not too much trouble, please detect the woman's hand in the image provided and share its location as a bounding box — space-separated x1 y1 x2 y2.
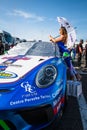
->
49 35 53 41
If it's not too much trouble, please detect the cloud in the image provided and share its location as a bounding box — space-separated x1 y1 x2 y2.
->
8 9 45 21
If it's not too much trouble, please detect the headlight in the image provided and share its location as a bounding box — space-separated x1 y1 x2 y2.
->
36 65 57 88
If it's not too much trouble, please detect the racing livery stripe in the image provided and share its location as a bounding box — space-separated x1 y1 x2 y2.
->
0 55 31 71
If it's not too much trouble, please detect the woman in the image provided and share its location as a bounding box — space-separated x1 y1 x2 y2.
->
49 26 81 81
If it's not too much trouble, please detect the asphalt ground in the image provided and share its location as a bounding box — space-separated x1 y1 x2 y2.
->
44 58 87 130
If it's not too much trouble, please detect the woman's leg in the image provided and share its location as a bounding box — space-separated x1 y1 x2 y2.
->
64 57 81 80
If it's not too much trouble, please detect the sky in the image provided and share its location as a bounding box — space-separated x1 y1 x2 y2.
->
0 0 87 42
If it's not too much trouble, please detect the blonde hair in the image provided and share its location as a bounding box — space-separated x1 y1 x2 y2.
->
60 26 68 44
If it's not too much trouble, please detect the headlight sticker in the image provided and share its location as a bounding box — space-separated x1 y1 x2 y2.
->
0 71 18 78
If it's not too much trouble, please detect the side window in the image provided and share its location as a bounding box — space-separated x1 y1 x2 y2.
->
54 44 60 57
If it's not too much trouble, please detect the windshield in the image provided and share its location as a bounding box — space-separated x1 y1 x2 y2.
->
26 41 59 56
4 34 14 45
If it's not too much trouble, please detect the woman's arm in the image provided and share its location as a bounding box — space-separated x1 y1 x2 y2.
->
49 35 64 43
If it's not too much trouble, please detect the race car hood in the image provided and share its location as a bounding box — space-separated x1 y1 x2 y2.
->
0 55 50 83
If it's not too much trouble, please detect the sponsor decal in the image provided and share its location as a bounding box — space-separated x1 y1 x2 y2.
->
53 94 62 106
52 85 63 98
10 95 51 106
21 81 36 94
0 55 30 71
3 60 13 64
22 93 37 98
2 55 30 60
10 100 24 106
56 79 63 86
57 101 61 112
0 63 22 67
0 71 17 78
9 81 51 106
53 100 62 115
